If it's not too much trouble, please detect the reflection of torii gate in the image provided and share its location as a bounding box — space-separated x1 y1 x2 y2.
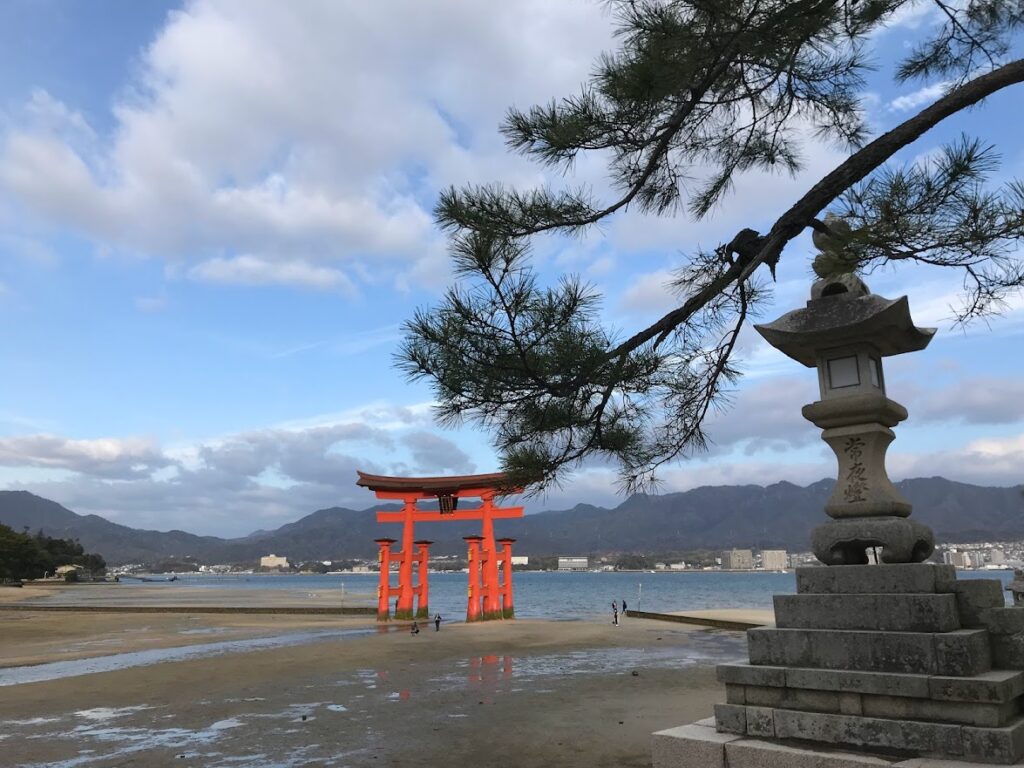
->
356 471 523 622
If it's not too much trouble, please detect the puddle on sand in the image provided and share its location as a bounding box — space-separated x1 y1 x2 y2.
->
0 628 378 687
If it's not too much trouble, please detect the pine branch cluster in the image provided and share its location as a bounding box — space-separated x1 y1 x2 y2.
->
400 0 1024 493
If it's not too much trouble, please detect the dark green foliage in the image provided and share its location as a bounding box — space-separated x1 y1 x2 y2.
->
614 553 653 571
0 524 106 580
0 525 48 581
401 1 1024 494
837 136 1024 320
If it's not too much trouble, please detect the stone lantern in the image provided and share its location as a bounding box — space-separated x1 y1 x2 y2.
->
754 263 937 565
653 225 1024 768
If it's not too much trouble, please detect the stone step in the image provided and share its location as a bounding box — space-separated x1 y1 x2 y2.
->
717 662 1024 703
796 564 956 596
747 627 991 676
774 593 960 632
725 682 1018 728
938 580 1008 626
714 705 1024 764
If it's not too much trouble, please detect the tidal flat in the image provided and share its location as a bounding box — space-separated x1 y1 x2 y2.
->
0 591 743 767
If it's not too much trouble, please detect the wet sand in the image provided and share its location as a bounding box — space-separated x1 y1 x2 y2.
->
0 590 744 767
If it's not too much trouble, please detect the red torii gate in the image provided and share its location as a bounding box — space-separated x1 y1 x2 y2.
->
356 471 523 622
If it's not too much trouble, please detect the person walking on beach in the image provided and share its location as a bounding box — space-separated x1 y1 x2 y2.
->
410 620 420 635
612 600 619 626
434 614 442 631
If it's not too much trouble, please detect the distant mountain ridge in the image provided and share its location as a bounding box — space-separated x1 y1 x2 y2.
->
1 477 1021 565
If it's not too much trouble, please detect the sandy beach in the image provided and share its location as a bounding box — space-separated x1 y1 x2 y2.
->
0 584 745 767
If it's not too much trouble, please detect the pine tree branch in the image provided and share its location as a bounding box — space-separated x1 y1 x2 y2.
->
605 57 1024 361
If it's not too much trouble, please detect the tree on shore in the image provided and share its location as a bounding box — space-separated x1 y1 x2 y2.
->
0 525 107 581
400 0 1024 493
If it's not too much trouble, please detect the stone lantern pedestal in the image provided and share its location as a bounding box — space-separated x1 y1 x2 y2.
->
652 275 1024 767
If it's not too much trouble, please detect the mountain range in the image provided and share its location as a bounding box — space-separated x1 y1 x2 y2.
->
1 477 1022 565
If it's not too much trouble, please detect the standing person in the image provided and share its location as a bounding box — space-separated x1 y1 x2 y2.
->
434 613 442 632
622 599 628 619
612 599 619 626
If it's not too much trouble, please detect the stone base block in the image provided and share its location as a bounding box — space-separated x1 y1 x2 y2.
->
720 663 1024 707
747 627 991 676
652 722 1024 768
940 580 1007 626
774 592 959 632
712 706 1024 764
796 564 955 595
651 723 740 768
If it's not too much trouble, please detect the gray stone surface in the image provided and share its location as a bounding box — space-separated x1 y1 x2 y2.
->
651 723 740 768
716 662 787 688
934 629 992 677
929 670 1024 703
939 580 1005 626
784 666 931 698
745 706 776 738
961 718 1024 764
741 685 843 713
747 627 990 676
990 633 1024 670
795 564 954 595
725 738 894 768
714 703 746 735
858 693 1015 728
774 593 959 632
811 516 935 565
981 607 1024 636
732 686 1014 727
771 708 964 755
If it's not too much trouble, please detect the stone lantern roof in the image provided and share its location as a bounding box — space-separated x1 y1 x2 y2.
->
754 277 936 367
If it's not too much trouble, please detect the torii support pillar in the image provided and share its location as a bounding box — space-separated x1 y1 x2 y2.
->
374 538 397 621
394 497 417 620
464 535 484 622
480 492 504 620
414 540 432 619
497 537 516 619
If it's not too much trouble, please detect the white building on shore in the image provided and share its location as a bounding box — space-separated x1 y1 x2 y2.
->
760 550 788 571
557 556 589 571
259 554 290 570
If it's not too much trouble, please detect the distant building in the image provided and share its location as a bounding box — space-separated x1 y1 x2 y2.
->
259 554 290 570
943 551 971 568
990 549 1007 565
557 556 589 571
761 550 788 571
510 556 529 566
722 549 754 570
669 562 687 570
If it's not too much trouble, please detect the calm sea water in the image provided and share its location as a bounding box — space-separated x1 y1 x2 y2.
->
140 569 1015 622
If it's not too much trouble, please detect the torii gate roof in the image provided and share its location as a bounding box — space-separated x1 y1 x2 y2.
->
355 471 520 496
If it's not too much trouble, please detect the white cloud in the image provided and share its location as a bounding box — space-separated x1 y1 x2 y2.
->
0 0 615 293
0 402 494 535
0 435 170 480
618 269 678 316
187 255 355 293
889 82 951 112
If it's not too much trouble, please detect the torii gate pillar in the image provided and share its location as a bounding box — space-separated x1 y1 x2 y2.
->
497 537 516 618
414 540 432 619
464 536 484 622
374 537 397 621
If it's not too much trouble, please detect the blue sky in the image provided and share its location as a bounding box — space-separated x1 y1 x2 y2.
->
0 1 1022 537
